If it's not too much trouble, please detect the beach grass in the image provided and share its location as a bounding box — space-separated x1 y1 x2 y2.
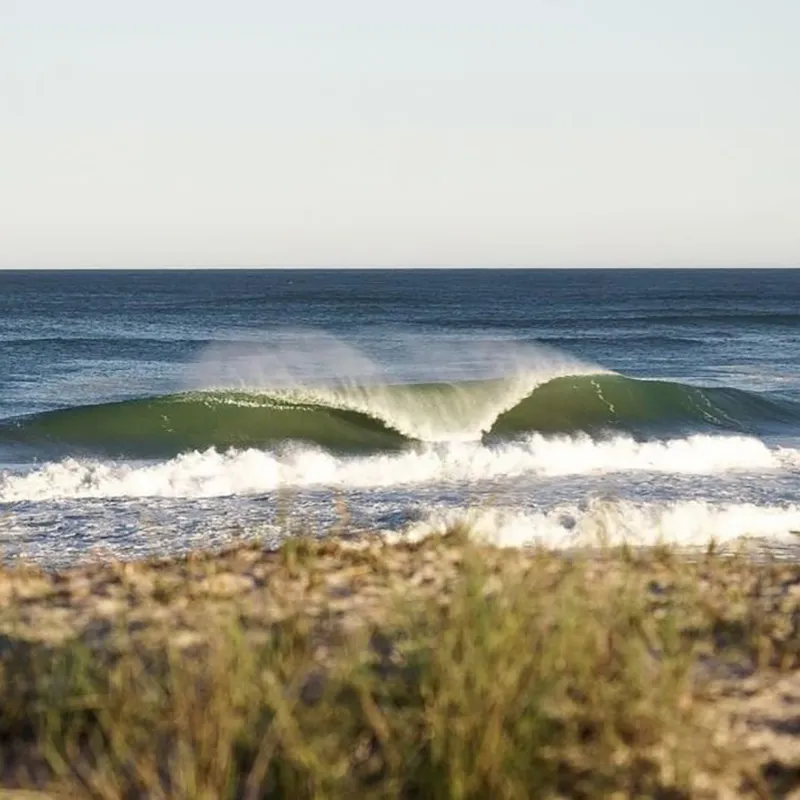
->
0 531 798 797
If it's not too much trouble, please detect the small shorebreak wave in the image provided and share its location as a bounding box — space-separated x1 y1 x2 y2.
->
1 373 798 457
394 500 800 551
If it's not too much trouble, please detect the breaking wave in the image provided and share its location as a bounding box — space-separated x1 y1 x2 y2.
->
1 373 798 457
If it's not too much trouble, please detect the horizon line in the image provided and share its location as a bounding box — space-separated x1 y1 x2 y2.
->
2 264 799 271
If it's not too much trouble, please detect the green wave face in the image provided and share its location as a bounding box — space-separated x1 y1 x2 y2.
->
0 392 410 456
1 376 798 456
490 375 799 436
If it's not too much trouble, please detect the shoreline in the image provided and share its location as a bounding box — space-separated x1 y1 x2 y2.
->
1 531 799 796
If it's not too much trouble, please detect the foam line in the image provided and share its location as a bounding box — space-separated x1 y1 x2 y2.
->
0 433 793 501
394 499 800 549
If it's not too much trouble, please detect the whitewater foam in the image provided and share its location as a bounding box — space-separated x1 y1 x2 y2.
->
394 499 800 549
0 433 793 502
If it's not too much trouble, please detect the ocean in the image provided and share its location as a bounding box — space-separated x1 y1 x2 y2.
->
2 268 800 567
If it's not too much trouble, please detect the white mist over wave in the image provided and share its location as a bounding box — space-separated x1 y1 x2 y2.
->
0 433 794 502
394 499 800 549
186 332 603 441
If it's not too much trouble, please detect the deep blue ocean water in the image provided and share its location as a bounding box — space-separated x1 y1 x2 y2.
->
2 268 800 566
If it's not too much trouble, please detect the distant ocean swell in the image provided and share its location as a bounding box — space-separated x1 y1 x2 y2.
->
1 373 798 457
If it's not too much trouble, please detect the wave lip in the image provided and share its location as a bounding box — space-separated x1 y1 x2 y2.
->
1 372 798 457
0 433 793 502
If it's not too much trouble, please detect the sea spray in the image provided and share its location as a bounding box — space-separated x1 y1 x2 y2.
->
184 332 598 392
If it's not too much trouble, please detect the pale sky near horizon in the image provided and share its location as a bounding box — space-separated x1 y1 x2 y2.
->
2 0 799 268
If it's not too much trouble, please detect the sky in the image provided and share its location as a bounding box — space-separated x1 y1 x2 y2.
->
1 0 799 268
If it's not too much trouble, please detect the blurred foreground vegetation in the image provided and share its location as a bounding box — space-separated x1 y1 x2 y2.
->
0 530 798 798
